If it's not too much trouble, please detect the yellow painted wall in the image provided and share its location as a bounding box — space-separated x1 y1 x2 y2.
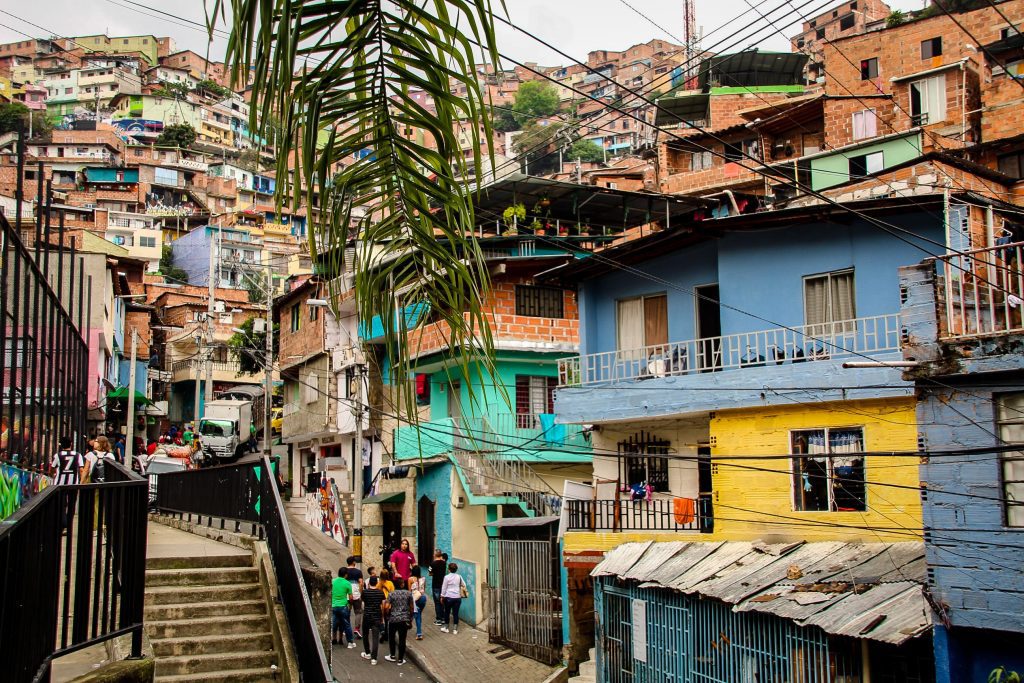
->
709 397 921 543
449 468 490 624
563 397 923 554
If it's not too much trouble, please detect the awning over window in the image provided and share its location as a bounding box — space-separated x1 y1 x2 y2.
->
106 387 154 407
654 93 710 127
592 540 931 645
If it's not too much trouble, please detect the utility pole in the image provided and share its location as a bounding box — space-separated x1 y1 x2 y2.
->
205 227 216 405
352 364 365 565
125 327 138 466
263 263 273 457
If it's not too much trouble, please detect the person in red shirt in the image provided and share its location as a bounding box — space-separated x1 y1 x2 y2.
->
389 538 416 580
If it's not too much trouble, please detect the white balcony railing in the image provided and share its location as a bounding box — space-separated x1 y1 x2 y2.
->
937 240 1024 339
558 314 902 387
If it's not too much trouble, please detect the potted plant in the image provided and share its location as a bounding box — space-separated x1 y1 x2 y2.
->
558 223 570 236
577 223 591 236
503 226 519 236
502 203 526 230
530 218 544 235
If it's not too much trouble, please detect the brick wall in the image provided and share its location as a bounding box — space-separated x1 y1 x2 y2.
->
405 274 579 358
278 286 326 368
823 97 897 149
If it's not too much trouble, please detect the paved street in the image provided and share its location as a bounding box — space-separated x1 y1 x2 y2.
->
331 638 431 682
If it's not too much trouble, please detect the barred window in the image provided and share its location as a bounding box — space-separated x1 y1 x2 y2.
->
515 285 564 318
619 432 670 493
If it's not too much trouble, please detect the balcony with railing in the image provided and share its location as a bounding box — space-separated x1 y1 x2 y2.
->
935 241 1024 339
394 413 591 462
565 494 714 533
559 314 902 387
170 358 262 384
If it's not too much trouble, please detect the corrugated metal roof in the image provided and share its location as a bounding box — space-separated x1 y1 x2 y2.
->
591 540 931 645
483 515 560 528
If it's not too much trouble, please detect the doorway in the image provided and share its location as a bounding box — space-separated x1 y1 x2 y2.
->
694 284 721 371
697 445 714 533
417 496 435 569
447 380 463 420
382 507 403 566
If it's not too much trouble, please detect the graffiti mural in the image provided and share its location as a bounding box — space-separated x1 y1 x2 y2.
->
304 474 348 547
0 463 51 521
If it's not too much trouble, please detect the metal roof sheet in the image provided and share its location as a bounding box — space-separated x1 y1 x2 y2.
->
592 540 931 645
483 515 560 528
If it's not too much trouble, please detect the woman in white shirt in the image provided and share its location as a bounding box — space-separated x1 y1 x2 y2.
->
439 562 467 635
410 566 428 640
84 436 117 483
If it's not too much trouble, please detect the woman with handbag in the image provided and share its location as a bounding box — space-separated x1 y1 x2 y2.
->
439 562 468 635
409 566 428 640
384 577 414 665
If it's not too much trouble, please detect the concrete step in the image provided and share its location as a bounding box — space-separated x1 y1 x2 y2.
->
145 599 267 621
147 554 252 571
154 667 279 683
154 650 276 676
150 632 274 657
146 583 263 605
579 659 597 678
146 614 270 639
146 567 259 587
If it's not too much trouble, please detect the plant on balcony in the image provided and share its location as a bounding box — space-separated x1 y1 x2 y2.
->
530 218 545 235
502 203 526 230
558 223 569 236
990 667 1022 683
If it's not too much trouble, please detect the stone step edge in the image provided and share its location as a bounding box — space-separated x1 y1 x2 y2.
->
147 631 274 646
154 650 277 666
153 667 281 682
145 599 267 613
146 615 271 629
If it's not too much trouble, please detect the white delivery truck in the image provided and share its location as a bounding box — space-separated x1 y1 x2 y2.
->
198 399 253 464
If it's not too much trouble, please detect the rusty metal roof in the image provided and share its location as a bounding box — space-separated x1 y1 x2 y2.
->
592 540 931 645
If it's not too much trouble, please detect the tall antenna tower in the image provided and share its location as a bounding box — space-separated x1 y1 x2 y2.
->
683 0 699 81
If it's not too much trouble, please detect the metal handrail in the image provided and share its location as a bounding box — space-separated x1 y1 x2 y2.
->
565 495 714 533
559 313 902 386
154 457 331 681
0 463 148 683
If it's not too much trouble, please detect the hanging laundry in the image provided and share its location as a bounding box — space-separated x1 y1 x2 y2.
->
673 497 696 525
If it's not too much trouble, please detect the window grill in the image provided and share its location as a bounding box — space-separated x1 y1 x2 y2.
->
618 431 670 493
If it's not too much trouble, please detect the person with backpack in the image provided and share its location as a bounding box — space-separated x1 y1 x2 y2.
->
85 436 116 483
359 576 386 665
344 556 364 639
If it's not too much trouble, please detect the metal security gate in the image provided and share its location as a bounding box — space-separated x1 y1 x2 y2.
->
487 538 562 665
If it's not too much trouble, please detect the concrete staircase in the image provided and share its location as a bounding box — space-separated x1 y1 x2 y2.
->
574 647 597 683
145 553 280 682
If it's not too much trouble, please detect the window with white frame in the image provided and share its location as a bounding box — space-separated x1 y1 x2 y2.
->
909 74 946 126
791 428 866 511
997 394 1024 527
852 109 877 140
804 269 856 334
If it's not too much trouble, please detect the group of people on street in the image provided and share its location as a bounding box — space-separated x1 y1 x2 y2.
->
330 539 469 666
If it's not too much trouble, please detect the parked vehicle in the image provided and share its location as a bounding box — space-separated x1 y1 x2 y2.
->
216 385 266 435
198 399 253 463
145 454 186 508
271 407 283 436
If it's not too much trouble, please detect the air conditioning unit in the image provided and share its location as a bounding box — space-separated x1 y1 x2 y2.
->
453 495 466 509
213 301 226 313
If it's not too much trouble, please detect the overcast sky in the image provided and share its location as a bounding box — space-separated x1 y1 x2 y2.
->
1 0 925 67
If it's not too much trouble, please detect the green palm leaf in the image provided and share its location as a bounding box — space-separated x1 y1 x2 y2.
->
213 0 504 417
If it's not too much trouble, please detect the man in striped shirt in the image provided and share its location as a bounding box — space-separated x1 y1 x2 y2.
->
50 436 84 486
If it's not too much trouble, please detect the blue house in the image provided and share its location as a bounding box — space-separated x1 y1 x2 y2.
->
540 195 951 677
899 198 1024 682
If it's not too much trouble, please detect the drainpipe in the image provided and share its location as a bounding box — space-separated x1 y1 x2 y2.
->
700 190 740 216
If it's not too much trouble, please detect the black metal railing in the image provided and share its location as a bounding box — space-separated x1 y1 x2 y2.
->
566 494 714 533
0 462 147 683
155 456 331 682
1 165 90 471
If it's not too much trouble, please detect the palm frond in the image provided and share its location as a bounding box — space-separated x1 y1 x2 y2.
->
216 0 504 417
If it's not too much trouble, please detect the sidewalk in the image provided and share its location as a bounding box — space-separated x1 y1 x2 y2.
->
284 499 348 571
407 621 563 683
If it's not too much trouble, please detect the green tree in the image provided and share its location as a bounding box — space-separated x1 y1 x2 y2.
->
220 0 503 416
197 79 231 99
0 102 30 135
886 9 907 27
511 81 561 126
512 120 566 175
156 123 197 149
228 317 278 375
158 245 189 284
492 108 520 132
568 138 605 163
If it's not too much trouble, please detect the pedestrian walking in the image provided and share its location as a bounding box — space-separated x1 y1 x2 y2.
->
344 555 364 639
410 565 428 640
388 538 416 580
430 549 446 625
84 436 116 483
359 576 386 665
384 577 414 665
331 567 356 648
50 435 84 531
439 562 467 634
